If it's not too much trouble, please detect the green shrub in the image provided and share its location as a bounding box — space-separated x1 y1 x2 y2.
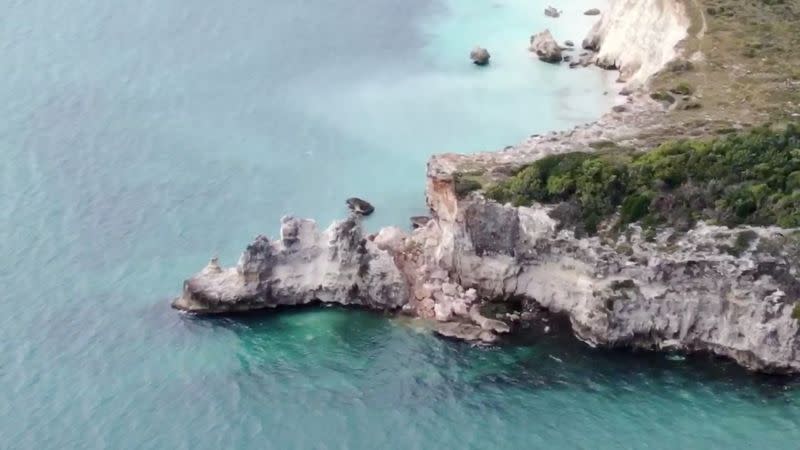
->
453 173 483 198
725 230 759 256
485 124 800 234
620 193 652 224
793 303 800 321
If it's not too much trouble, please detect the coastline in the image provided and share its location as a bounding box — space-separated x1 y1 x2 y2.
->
174 0 800 374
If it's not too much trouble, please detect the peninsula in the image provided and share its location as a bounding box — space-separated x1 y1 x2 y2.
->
174 0 800 374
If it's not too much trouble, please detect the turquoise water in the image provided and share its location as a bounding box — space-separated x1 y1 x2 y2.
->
2 0 799 448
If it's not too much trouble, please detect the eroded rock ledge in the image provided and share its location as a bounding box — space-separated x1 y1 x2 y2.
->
173 215 408 313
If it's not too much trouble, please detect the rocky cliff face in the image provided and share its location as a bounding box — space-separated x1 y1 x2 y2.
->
421 177 800 373
173 215 408 313
584 0 690 84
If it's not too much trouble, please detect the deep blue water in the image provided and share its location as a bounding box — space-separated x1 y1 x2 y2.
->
2 0 799 448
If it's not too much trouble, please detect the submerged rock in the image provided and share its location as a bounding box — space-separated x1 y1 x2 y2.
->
435 322 497 344
469 305 511 334
529 30 563 63
470 47 491 66
346 197 375 216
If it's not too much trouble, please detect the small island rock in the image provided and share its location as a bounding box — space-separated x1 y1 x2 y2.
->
529 29 563 63
584 8 601 16
346 197 375 216
470 47 491 66
544 6 560 18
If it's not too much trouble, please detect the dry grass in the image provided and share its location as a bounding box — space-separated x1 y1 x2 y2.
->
647 0 800 135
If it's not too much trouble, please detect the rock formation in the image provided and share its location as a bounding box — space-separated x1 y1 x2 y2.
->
173 215 407 313
410 216 431 229
420 176 800 373
529 30 562 63
544 6 561 18
470 47 491 66
346 197 375 216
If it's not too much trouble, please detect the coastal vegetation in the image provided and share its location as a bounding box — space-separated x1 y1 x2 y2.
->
453 171 485 197
485 125 800 234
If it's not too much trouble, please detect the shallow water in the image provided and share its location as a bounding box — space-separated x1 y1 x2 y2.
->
2 0 799 448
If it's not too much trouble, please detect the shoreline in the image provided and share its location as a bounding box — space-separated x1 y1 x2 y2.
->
174 1 800 374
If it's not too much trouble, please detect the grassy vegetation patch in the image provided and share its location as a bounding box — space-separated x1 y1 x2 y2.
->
485 125 800 234
721 229 760 256
453 171 484 198
793 303 800 321
651 0 800 125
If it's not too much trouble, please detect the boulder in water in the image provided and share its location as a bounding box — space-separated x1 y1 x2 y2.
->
470 47 491 66
410 216 431 229
584 8 601 16
544 6 560 18
434 322 497 344
346 197 375 216
529 29 563 63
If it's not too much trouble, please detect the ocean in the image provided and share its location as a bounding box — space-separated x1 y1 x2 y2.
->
2 0 798 447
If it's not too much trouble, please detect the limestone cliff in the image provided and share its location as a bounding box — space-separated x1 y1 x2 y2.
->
421 176 800 373
584 0 691 84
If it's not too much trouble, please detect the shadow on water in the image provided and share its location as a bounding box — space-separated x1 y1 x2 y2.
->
484 313 800 402
179 302 393 337
163 301 800 406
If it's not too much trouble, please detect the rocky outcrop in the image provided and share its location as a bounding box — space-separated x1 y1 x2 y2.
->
435 322 497 343
420 170 800 373
470 47 491 66
346 197 374 216
173 215 407 313
544 6 561 18
410 216 431 229
529 30 562 63
174 161 800 373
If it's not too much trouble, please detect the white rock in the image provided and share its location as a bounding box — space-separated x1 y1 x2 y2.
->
174 216 409 313
442 283 458 296
434 302 453 322
373 226 408 253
